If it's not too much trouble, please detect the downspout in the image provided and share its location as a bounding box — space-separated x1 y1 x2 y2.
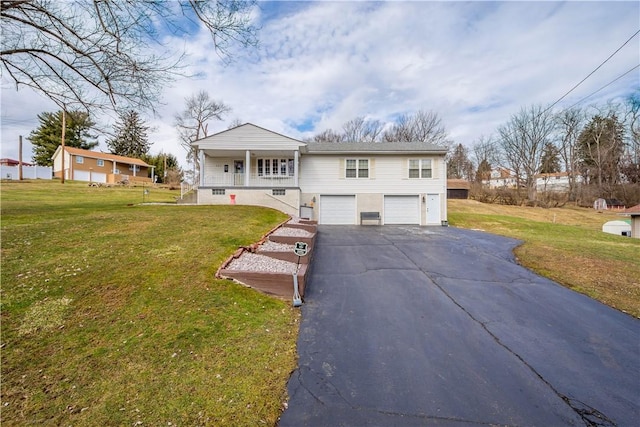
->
294 150 299 187
199 149 205 187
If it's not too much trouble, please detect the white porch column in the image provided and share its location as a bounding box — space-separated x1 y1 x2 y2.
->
294 150 299 187
199 150 205 187
244 150 250 187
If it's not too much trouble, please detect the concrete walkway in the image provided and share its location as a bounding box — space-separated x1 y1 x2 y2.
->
279 225 639 426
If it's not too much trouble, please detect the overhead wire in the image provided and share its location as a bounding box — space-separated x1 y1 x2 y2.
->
563 63 639 112
544 28 640 114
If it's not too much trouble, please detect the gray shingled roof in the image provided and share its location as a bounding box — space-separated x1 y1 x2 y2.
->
302 141 448 154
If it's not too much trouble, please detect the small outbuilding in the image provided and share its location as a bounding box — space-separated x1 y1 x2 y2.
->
621 204 640 239
447 179 470 199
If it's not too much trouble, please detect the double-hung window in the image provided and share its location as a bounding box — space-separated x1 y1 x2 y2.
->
76 156 84 164
97 159 104 167
257 158 294 177
408 159 432 178
346 159 369 178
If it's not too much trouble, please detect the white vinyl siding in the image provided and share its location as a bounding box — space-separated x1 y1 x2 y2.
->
320 195 356 224
194 123 306 152
299 156 443 194
384 196 420 224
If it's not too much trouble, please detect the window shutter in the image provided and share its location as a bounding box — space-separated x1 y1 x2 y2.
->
369 158 375 179
402 158 409 179
339 158 345 179
431 158 437 179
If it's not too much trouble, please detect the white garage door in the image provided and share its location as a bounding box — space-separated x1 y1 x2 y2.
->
384 195 420 224
73 170 90 181
73 170 107 183
320 195 356 225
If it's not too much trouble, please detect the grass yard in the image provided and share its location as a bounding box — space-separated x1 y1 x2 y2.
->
448 199 640 318
1 180 299 426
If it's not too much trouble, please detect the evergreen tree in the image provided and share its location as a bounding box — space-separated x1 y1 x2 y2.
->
475 158 492 182
539 142 561 174
29 110 98 166
577 114 624 187
447 143 474 180
141 153 182 184
107 110 151 157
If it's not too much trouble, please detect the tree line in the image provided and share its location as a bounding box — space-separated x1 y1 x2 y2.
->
445 94 639 206
306 110 451 146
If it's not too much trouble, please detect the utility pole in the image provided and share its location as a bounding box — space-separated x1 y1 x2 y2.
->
18 135 23 180
163 152 167 181
60 109 66 184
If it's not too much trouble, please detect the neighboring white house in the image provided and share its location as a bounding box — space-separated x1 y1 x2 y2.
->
535 172 583 192
483 168 518 189
192 123 448 225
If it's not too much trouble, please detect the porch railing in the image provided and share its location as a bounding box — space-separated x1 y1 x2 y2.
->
203 173 296 187
180 181 196 199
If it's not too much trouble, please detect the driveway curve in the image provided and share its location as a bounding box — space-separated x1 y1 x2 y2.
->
279 225 639 427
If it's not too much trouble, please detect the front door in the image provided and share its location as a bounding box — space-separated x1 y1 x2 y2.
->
234 160 244 185
426 194 440 224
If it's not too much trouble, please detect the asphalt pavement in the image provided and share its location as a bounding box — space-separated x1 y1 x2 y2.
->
278 225 639 426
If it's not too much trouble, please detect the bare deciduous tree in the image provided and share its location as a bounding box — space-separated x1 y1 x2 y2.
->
1 0 257 111
306 129 345 143
497 105 555 202
341 116 383 142
471 135 499 182
383 110 450 146
555 107 584 199
175 90 231 170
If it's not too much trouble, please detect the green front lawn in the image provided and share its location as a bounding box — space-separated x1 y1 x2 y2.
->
1 180 298 426
448 199 640 318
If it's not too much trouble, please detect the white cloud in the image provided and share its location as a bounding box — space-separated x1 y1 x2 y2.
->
1 1 638 166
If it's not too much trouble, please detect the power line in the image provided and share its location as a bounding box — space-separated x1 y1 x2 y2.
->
563 63 640 112
544 29 640 113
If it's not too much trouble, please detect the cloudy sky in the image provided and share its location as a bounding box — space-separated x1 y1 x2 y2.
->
1 1 639 167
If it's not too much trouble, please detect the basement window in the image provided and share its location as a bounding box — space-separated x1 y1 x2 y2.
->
272 189 286 196
212 189 226 195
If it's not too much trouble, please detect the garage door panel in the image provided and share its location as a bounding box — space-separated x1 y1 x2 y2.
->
384 195 420 224
320 195 356 225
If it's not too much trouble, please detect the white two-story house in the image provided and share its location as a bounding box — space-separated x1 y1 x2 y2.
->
193 123 448 225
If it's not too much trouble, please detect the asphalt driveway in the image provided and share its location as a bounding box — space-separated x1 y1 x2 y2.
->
279 226 639 426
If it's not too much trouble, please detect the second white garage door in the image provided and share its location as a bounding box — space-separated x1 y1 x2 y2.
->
384 195 420 224
320 195 356 224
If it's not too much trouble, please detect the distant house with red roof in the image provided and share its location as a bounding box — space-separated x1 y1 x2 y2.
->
51 147 154 184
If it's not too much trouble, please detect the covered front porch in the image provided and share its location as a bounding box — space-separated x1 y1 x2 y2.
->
191 123 308 216
199 148 300 188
